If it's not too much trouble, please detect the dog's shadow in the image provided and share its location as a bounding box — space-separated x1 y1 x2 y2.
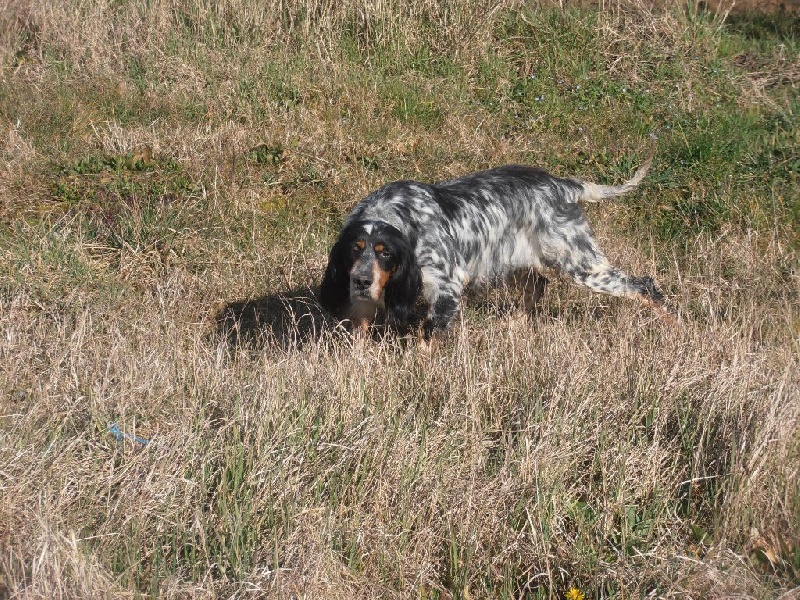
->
214 286 339 349
213 281 581 351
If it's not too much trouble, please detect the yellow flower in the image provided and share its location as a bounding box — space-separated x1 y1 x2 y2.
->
565 588 585 600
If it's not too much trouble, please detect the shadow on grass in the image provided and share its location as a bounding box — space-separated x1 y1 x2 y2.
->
214 285 424 350
213 282 597 351
214 286 338 349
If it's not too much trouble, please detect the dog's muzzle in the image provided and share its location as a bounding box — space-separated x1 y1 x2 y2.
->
350 262 376 299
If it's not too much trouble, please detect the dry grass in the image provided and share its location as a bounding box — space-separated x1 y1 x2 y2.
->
1 0 798 598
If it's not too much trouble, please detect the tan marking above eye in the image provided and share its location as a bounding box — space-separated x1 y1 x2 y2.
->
374 243 385 253
356 239 365 250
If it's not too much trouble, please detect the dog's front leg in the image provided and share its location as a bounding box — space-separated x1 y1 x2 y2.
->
422 293 460 340
415 233 467 341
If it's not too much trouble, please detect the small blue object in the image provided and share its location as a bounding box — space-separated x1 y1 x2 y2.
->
108 423 150 446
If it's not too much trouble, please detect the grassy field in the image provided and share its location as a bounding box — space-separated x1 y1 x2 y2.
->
0 1 798 598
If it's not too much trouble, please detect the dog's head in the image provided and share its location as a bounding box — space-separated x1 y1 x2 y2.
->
319 220 421 326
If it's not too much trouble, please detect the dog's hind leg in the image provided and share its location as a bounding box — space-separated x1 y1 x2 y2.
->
563 259 674 321
537 213 671 319
519 270 548 313
569 262 663 304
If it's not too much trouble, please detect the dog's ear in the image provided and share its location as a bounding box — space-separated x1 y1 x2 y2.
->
383 237 422 328
319 235 352 316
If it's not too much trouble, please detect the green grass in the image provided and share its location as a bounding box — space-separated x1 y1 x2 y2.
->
0 1 798 598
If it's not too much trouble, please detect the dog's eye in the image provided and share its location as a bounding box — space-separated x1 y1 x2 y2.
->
374 244 391 259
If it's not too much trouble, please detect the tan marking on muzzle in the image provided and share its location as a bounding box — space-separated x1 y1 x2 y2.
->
369 259 393 301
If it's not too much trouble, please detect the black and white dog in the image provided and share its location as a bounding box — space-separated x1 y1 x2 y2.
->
320 155 669 338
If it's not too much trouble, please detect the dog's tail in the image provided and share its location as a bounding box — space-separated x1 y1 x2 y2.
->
576 151 654 203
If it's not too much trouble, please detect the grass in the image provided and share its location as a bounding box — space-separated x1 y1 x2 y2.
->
0 0 799 598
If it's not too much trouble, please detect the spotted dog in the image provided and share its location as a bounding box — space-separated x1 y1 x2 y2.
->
320 155 669 338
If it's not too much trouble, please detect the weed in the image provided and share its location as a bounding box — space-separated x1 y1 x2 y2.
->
0 1 797 598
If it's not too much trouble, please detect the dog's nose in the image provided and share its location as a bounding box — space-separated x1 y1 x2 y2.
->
352 275 372 291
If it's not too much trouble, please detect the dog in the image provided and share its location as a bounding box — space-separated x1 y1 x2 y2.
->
320 155 669 339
